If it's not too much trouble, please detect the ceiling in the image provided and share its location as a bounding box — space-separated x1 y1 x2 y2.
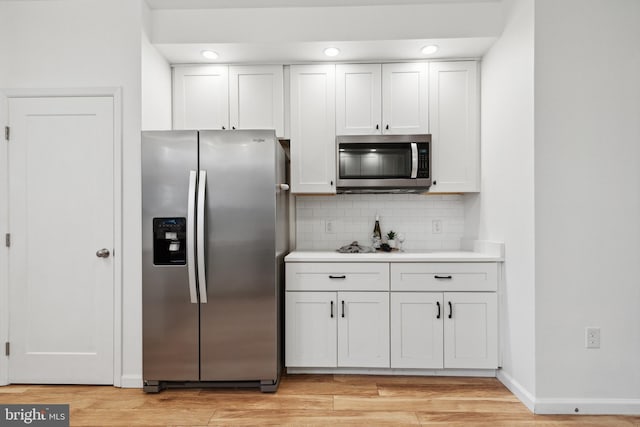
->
155 39 497 65
145 0 504 64
145 0 499 9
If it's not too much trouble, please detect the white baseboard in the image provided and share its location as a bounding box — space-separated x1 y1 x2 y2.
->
497 371 640 415
496 370 535 412
534 398 640 415
120 374 143 388
287 367 497 377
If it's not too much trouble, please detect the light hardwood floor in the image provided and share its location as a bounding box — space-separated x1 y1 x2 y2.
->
1 375 638 426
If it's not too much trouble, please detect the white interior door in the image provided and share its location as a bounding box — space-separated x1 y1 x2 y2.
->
7 96 114 384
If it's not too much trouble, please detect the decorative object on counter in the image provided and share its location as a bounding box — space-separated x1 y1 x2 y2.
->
372 215 382 249
397 233 406 251
336 241 375 253
378 243 392 252
386 230 397 248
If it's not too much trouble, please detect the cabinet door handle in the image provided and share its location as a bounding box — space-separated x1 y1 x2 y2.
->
448 301 453 319
341 300 345 318
329 275 346 279
330 301 334 318
232 126 236 130
376 124 379 130
435 275 453 279
436 301 441 319
385 124 389 130
222 126 226 130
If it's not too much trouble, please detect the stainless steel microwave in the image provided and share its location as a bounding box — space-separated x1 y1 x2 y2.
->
336 134 431 193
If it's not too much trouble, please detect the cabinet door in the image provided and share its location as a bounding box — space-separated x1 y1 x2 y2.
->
290 64 336 194
381 63 428 134
173 65 229 130
443 292 498 369
285 292 337 367
429 61 479 193
336 64 382 135
229 65 284 137
337 292 389 368
390 293 443 369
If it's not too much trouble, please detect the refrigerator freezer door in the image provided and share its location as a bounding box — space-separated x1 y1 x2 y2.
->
142 130 200 382
198 130 278 382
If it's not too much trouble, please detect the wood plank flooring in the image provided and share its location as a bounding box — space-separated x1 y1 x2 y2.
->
1 374 639 426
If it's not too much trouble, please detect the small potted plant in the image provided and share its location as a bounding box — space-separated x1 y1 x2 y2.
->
386 230 397 248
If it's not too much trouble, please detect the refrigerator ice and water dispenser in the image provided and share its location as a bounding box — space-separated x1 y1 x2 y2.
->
152 217 186 265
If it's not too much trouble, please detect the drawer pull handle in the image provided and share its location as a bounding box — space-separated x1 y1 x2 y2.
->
435 275 453 279
341 300 345 318
448 301 453 319
330 301 334 318
436 301 441 319
329 275 346 279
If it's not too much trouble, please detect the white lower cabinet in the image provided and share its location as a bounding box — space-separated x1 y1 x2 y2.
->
338 292 389 367
285 292 337 367
285 291 389 368
285 260 499 372
390 292 443 369
444 292 498 369
391 291 498 369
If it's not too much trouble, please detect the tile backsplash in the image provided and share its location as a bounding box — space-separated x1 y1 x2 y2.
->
295 194 465 251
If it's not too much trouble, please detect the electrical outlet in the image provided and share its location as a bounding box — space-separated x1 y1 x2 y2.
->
325 219 335 234
585 327 600 349
432 219 443 234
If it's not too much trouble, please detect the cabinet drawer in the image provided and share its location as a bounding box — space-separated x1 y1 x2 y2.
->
286 263 389 291
391 263 497 291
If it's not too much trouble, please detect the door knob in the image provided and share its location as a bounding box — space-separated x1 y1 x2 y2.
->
96 248 110 258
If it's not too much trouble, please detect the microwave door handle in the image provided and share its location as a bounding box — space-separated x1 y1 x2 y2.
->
410 142 418 178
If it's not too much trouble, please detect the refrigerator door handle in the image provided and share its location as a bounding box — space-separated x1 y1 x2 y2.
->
197 170 208 303
187 170 198 304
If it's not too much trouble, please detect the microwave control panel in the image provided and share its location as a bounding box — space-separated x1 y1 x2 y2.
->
417 147 430 178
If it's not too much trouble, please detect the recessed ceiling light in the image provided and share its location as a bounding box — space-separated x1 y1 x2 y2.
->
421 45 439 55
323 47 340 57
201 50 219 60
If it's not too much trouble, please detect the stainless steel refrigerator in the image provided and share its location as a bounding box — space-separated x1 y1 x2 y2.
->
141 129 289 393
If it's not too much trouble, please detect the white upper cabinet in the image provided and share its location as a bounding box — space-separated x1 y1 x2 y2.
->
289 64 336 194
382 63 429 135
173 65 229 130
173 64 284 136
336 64 382 135
429 61 480 193
336 63 428 135
229 65 284 136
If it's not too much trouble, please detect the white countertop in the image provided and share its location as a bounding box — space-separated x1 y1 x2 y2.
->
285 250 503 263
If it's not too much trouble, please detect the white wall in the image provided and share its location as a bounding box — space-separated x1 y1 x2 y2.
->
151 3 503 44
467 0 536 406
0 0 143 387
142 2 172 131
534 0 640 411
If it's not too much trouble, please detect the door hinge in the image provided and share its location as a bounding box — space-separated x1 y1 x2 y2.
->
5 342 9 356
4 126 9 141
5 233 9 247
